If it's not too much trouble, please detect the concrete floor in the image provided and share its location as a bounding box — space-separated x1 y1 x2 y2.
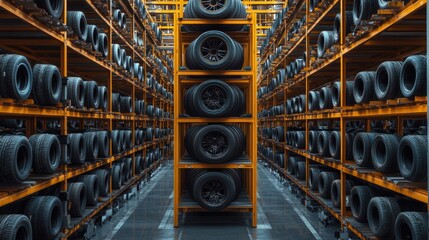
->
95 162 339 240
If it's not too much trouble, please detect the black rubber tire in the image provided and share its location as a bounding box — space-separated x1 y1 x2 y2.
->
377 0 389 9
24 196 63 239
318 171 339 198
397 135 427 182
86 25 99 51
333 11 354 42
0 54 33 100
76 174 99 206
317 31 335 58
120 96 132 113
345 133 356 160
122 158 132 181
0 119 24 129
0 135 32 182
124 130 132 149
329 131 341 159
308 90 320 111
34 0 63 19
32 64 62 106
96 131 109 158
395 212 428 240
331 81 341 107
67 77 85 109
371 134 399 173
353 132 377 167
308 131 318 153
68 182 87 217
350 185 373 222
83 132 99 162
112 44 122 66
375 61 403 100
400 55 427 98
186 30 244 70
112 164 123 189
353 71 376 104
353 0 379 25
331 179 354 208
83 81 99 109
317 131 330 156
97 33 109 57
69 133 86 164
191 170 237 211
295 161 306 180
67 11 88 41
98 86 108 111
309 167 321 191
319 86 333 110
112 92 121 112
367 197 400 238
94 168 110 197
0 214 32 240
29 134 61 174
135 155 142 174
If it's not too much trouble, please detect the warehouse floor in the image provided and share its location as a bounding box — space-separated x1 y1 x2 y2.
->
95 163 338 240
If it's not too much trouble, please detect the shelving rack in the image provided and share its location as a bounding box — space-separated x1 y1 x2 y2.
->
257 0 427 239
0 0 173 238
173 11 258 227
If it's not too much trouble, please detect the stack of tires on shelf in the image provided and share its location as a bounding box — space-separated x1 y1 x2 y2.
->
0 0 173 238
182 0 247 211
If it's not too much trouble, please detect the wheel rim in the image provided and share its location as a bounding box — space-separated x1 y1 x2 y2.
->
201 179 226 205
201 0 225 11
201 131 228 157
200 37 228 63
201 85 227 111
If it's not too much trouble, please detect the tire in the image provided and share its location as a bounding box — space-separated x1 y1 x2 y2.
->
308 90 320 111
191 170 237 211
97 33 109 57
346 133 355 160
0 54 33 100
308 131 318 153
0 135 32 182
76 174 99 206
0 214 32 240
397 135 427 181
67 11 88 41
98 86 108 111
353 0 379 25
69 133 86 164
309 167 321 191
331 179 354 208
120 96 132 113
83 81 99 109
395 212 428 240
86 25 99 51
367 197 400 238
0 119 24 129
353 132 377 167
95 168 110 197
331 82 341 107
122 158 132 181
67 77 85 109
34 0 63 19
319 87 332 110
295 161 306 180
317 131 330 156
353 71 376 104
32 64 62 106
333 11 354 42
377 0 389 8
295 131 305 149
186 30 244 70
112 92 121 112
350 185 373 222
371 134 399 173
400 55 427 98
96 131 109 158
112 164 122 189
135 155 142 174
112 44 122 66
29 134 61 174
68 182 87 217
83 132 99 162
124 130 132 149
317 31 335 58
24 196 63 239
329 131 340 159
318 171 339 198
375 61 403 100
309 0 319 12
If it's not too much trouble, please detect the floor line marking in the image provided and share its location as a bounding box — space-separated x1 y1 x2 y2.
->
259 165 323 240
158 197 174 229
256 201 272 229
105 164 170 240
